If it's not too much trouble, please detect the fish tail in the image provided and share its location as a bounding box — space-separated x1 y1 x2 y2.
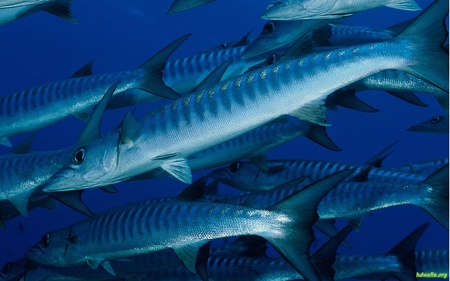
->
387 223 429 281
420 164 449 230
267 169 354 281
138 34 191 99
397 0 449 93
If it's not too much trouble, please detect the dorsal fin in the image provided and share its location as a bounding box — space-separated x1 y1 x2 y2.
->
194 60 233 91
11 134 35 154
71 60 94 78
76 81 120 146
43 0 78 23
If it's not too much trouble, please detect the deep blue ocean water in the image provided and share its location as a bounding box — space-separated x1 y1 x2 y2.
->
0 0 448 279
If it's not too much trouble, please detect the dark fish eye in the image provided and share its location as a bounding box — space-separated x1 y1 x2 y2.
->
266 54 277 65
220 43 228 49
72 147 86 165
41 233 51 248
229 162 240 173
263 22 275 34
1 262 11 274
431 116 442 124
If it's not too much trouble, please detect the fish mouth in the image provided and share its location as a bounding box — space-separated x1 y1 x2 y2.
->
407 124 426 132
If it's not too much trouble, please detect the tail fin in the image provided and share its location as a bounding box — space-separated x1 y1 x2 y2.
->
397 0 449 92
267 169 354 281
387 223 429 281
138 34 191 99
419 164 449 229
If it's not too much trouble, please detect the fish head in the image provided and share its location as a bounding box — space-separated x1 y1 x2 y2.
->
25 230 71 267
42 132 121 193
261 0 337 20
209 161 266 191
407 115 448 133
0 258 26 280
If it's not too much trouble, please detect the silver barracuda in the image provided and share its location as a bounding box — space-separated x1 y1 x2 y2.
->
0 0 76 26
167 0 216 14
212 164 449 230
261 0 421 20
209 157 433 192
0 35 188 147
42 0 449 193
27 170 353 281
408 115 449 133
387 157 449 177
415 249 449 276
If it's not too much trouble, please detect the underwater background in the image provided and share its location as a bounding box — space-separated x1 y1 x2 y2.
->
0 0 448 279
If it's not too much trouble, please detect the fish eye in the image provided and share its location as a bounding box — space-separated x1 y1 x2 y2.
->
41 233 51 248
266 54 277 65
229 162 240 173
219 43 228 49
72 147 86 165
1 262 11 274
431 116 442 124
262 22 275 34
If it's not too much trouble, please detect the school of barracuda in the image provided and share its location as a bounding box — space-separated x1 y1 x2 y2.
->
0 0 448 280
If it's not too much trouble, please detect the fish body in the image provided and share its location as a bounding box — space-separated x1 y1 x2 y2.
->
261 0 421 20
134 117 337 180
28 170 352 281
210 159 430 192
388 158 449 177
210 164 449 229
0 36 186 147
43 0 449 193
0 0 76 26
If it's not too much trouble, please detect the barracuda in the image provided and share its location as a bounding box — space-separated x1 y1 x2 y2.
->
28 170 352 281
262 0 421 20
0 35 187 147
211 164 449 230
42 0 448 193
408 115 449 133
210 158 433 192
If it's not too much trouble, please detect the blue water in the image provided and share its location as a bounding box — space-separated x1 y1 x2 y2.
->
0 0 448 279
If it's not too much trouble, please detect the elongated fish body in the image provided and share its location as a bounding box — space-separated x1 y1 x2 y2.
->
135 117 336 180
261 0 421 20
212 164 449 229
0 0 76 26
26 200 288 267
0 70 148 145
0 148 70 216
387 158 449 176
210 160 430 192
42 0 449 193
162 46 266 94
408 115 449 133
167 0 216 14
29 170 353 281
0 35 187 147
415 250 449 275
